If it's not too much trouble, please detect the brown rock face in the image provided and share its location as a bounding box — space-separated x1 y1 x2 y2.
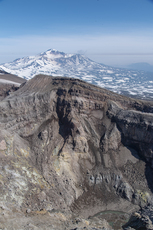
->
0 75 153 229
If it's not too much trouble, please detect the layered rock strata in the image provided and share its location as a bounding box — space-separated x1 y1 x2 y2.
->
0 75 153 229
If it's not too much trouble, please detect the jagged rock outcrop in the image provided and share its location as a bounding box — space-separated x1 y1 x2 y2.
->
0 75 153 229
123 205 153 230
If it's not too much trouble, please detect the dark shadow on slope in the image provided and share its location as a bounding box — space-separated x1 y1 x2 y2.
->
145 163 153 194
56 95 76 156
115 122 153 194
125 146 140 160
56 96 73 138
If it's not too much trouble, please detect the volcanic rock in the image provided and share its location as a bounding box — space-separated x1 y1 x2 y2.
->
123 210 153 230
0 75 153 229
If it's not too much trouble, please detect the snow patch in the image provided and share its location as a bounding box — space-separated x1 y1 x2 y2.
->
0 79 20 85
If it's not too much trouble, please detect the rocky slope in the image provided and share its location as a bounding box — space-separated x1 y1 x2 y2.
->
0 70 26 101
0 75 153 229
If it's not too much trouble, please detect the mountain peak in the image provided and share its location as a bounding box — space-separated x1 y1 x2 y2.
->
47 48 57 52
40 49 66 59
45 48 61 54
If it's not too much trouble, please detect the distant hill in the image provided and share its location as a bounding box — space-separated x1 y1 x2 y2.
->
127 62 153 73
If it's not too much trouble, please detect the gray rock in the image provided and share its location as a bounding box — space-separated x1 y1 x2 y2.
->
123 212 153 230
0 75 153 229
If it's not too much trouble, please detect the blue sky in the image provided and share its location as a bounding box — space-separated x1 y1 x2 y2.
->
0 0 153 66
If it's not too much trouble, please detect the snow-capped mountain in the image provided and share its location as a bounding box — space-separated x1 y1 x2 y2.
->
0 49 153 100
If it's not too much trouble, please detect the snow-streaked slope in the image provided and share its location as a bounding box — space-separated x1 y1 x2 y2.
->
0 79 20 86
0 49 153 100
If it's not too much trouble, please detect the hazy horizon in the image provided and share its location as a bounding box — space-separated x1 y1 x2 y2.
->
0 0 153 67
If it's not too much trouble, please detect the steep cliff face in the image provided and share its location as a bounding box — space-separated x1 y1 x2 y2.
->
0 75 153 229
